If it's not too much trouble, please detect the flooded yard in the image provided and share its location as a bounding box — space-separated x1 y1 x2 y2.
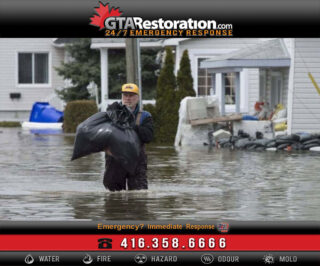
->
0 127 319 220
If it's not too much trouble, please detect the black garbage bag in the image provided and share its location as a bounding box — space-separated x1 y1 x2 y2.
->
234 138 251 149
303 142 320 150
291 142 304 150
266 140 277 148
296 132 313 143
71 103 141 174
302 138 320 146
238 130 250 138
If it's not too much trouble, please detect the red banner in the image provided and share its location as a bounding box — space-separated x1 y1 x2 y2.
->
0 234 319 251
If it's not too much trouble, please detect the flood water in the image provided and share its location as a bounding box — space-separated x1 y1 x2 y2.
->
0 127 320 221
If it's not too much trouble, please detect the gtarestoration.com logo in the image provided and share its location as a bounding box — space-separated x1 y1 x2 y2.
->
89 2 233 37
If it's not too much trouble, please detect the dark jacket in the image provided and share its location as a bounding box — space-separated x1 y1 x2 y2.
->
103 102 153 191
107 101 153 143
132 104 153 144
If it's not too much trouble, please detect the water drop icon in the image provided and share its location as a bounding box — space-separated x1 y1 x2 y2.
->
25 254 34 264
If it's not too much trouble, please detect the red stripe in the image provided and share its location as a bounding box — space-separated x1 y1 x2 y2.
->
0 235 319 251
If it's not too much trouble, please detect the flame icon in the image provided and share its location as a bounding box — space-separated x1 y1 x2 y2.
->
83 254 93 264
25 254 34 264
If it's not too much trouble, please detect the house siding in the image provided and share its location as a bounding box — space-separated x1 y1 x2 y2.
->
247 68 260 114
177 39 270 113
291 38 320 133
0 38 65 121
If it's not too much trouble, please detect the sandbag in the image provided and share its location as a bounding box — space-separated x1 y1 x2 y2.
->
277 143 289 150
266 140 277 148
291 143 304 150
275 139 297 146
296 132 313 143
252 139 274 147
303 143 320 150
302 138 320 146
234 138 251 149
71 105 141 174
277 134 300 142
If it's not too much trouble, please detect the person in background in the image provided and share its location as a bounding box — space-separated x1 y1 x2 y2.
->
103 83 153 191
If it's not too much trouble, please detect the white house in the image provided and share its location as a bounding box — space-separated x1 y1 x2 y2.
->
2 38 320 135
93 38 320 134
0 38 69 121
199 38 320 134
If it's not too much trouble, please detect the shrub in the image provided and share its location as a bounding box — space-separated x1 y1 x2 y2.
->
0 121 21 127
63 100 98 133
143 103 156 120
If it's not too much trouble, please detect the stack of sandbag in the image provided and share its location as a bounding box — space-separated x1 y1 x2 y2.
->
273 134 300 150
297 133 320 150
215 130 320 152
71 102 141 174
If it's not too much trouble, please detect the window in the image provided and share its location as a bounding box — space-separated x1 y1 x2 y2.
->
197 58 215 96
18 53 49 84
224 72 236 104
271 74 283 108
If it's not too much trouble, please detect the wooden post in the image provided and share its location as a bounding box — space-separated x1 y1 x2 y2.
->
125 38 142 110
125 39 138 84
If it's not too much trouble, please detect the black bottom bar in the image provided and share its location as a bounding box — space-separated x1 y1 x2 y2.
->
0 251 319 265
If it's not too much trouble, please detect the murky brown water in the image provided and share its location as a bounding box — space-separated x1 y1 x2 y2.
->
0 127 320 220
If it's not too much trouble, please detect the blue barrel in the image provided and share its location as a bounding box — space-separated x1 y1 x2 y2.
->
29 102 64 123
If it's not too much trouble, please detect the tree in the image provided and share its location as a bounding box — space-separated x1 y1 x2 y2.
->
154 47 179 144
141 48 161 99
108 49 126 99
55 38 101 102
177 50 195 102
108 48 160 100
55 39 160 102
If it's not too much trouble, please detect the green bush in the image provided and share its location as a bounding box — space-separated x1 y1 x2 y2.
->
63 100 98 133
0 121 21 127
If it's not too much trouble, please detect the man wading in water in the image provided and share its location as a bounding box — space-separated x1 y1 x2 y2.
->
103 83 153 191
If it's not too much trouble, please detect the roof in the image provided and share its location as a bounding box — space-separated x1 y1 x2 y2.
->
201 39 291 70
91 38 164 49
90 38 189 49
52 38 82 47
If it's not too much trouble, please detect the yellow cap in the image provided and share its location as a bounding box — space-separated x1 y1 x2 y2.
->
122 83 139 95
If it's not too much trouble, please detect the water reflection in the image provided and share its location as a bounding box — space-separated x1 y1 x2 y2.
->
0 128 320 220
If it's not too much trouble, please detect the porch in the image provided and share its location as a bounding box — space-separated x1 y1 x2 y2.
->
200 39 291 117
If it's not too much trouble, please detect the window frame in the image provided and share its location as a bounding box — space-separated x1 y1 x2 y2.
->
224 72 236 105
197 57 216 96
16 51 51 88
